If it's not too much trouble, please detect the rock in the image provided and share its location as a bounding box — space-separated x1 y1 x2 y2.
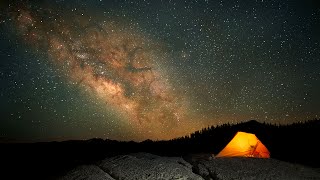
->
200 157 320 180
99 152 204 180
57 153 320 180
196 164 211 179
58 165 115 180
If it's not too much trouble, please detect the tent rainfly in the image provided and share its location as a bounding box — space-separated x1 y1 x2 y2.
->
216 131 270 158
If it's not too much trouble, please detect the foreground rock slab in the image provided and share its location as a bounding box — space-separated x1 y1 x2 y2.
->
195 157 320 180
58 165 115 180
59 153 320 180
99 152 204 180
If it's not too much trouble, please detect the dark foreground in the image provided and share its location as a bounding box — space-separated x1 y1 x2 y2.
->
7 152 320 180
1 119 320 179
62 153 320 180
1 146 320 180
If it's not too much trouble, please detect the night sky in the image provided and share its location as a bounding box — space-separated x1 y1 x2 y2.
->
0 0 319 142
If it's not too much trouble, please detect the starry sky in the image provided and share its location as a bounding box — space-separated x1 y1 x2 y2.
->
0 0 319 142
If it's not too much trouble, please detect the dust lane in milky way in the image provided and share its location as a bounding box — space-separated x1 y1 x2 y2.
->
8 4 202 140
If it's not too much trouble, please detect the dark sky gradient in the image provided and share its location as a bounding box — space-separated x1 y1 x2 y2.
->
0 0 319 142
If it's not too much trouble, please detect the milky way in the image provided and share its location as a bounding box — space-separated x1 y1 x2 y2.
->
6 2 200 140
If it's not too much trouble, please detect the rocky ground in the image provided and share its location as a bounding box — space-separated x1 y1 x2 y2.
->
58 152 320 180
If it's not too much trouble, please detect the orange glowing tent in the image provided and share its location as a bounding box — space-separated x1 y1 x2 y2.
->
216 131 270 158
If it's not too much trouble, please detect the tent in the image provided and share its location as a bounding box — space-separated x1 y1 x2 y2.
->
216 131 270 158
